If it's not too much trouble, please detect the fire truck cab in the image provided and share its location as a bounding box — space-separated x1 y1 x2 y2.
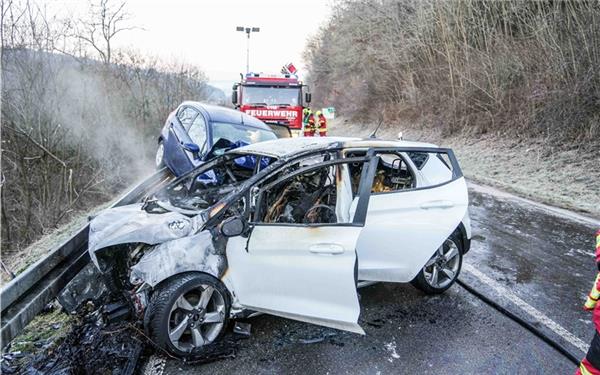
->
232 64 311 137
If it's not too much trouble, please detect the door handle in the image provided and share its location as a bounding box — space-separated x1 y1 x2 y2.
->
309 243 344 255
420 200 454 209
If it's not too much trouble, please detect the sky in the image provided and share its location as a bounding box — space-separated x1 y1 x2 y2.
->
49 0 333 92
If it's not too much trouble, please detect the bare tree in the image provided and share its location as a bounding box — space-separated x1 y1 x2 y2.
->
304 0 600 144
72 0 135 64
1 0 214 258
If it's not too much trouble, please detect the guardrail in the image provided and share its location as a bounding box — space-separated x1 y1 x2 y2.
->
0 169 172 346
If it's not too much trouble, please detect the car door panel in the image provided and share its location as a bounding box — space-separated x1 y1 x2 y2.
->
164 122 194 176
354 176 468 283
226 226 364 334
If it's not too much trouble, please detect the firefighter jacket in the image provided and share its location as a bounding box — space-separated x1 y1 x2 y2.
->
306 114 316 130
317 113 327 136
584 230 600 330
302 109 312 125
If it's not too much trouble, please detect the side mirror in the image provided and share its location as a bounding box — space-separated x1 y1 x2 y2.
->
305 92 312 104
232 88 238 105
182 143 200 154
220 216 246 237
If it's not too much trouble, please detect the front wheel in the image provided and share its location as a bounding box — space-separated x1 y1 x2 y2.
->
411 231 463 294
155 140 165 169
144 273 230 357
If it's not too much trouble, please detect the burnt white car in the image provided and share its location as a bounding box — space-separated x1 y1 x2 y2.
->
86 137 471 357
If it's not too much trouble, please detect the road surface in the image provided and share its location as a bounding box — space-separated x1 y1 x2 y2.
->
149 183 598 374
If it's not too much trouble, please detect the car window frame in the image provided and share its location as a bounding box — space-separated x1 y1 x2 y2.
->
176 106 200 130
250 156 374 228
198 144 351 226
407 151 430 170
369 151 417 194
366 147 463 195
188 113 208 153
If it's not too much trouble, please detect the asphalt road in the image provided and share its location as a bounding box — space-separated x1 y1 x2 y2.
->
153 183 599 375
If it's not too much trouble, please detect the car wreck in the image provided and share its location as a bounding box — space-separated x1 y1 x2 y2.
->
156 101 277 176
60 136 471 357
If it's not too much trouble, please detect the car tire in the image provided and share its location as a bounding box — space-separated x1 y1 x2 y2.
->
144 272 230 358
411 230 463 295
155 140 165 169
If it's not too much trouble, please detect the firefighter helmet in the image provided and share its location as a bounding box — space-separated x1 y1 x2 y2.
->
316 110 322 116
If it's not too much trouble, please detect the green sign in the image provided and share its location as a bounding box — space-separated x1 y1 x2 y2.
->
322 107 335 119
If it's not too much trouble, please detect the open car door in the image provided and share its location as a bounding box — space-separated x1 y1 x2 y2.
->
164 120 194 176
225 157 373 334
353 148 469 283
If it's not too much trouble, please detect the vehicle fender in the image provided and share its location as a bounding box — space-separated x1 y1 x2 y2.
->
129 230 227 288
458 211 472 254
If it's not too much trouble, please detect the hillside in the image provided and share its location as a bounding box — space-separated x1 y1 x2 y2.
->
1 48 223 256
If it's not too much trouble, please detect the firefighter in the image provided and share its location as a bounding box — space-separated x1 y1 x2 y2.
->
316 110 327 136
302 108 311 136
304 109 316 137
577 229 600 375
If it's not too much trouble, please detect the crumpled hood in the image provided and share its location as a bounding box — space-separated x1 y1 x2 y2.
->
88 203 205 267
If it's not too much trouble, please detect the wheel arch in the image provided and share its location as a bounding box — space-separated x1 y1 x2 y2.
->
129 231 228 289
150 270 232 306
456 222 471 254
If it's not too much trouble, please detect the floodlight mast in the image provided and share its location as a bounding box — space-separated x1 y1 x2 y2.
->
236 26 260 73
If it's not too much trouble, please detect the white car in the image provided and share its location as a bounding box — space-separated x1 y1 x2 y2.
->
85 137 471 357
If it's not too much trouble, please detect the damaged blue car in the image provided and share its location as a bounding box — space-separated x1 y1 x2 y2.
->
156 102 277 176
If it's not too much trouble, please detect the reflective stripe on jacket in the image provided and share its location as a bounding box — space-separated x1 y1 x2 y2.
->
584 231 600 332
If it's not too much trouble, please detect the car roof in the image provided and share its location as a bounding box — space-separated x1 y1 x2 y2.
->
181 101 271 131
233 136 439 158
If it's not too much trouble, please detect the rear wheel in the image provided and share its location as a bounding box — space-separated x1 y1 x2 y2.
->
411 231 463 294
144 273 230 357
155 140 165 169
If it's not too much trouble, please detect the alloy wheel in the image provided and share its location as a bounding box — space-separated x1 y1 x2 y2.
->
423 238 461 289
167 284 226 352
155 143 164 167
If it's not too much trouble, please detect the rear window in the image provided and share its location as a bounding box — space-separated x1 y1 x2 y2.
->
407 151 429 170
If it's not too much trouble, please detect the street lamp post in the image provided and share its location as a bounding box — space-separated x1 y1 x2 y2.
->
236 26 260 73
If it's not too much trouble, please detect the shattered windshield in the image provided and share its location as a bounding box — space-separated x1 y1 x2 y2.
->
210 122 277 156
241 86 300 106
149 152 275 215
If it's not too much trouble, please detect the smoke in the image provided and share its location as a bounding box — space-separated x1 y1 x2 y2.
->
52 60 156 184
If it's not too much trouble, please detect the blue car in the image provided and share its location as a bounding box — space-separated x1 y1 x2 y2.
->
156 101 277 176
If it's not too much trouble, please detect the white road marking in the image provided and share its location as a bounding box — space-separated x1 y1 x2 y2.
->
463 263 590 354
467 181 600 227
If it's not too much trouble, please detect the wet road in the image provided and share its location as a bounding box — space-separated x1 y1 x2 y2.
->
156 183 598 374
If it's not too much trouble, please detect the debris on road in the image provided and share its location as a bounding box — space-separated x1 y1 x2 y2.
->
363 318 385 328
384 340 400 363
233 322 252 337
298 332 337 345
26 316 143 374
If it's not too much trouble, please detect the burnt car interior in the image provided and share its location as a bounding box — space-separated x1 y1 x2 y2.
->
260 164 339 224
152 153 275 213
371 153 415 192
346 151 415 193
254 155 366 225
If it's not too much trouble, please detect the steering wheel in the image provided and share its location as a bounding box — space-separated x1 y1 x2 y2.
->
303 204 337 224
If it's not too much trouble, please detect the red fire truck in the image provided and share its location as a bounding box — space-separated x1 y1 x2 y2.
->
232 63 311 137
